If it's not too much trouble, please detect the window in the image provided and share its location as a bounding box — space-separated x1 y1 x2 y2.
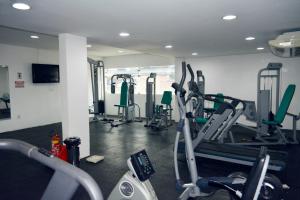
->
105 65 175 95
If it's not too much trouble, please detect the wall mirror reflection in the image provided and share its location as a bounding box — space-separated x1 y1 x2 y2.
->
0 65 10 120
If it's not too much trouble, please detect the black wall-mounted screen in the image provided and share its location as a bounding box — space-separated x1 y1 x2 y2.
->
32 64 60 83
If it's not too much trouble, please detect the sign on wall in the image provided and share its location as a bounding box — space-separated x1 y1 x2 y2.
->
15 80 24 88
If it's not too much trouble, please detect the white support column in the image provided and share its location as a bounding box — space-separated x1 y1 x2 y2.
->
59 33 90 158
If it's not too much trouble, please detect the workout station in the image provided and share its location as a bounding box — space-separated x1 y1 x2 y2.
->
0 1 299 200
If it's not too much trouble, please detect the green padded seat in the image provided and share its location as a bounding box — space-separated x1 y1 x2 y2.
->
262 84 296 126
161 91 172 105
114 81 128 107
195 117 208 124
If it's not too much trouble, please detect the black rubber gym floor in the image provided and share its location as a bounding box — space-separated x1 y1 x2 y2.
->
0 121 299 200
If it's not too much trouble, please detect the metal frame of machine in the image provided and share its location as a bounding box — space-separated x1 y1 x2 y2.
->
88 58 113 123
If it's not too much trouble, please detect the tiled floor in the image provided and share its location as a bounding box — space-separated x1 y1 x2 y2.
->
0 121 299 199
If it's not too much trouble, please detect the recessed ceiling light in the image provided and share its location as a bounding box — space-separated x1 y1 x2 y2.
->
118 50 124 53
12 2 31 10
86 44 92 48
30 35 39 39
222 15 237 21
165 45 173 49
119 32 130 37
257 47 264 50
192 52 198 56
279 41 292 47
245 36 255 41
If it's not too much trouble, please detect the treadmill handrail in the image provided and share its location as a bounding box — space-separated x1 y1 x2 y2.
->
0 139 104 200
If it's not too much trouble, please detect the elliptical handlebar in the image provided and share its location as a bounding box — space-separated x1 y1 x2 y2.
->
171 83 187 96
178 62 186 95
187 64 194 82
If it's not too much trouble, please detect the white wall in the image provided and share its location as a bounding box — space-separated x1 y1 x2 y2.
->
0 43 61 133
175 53 300 129
0 67 9 109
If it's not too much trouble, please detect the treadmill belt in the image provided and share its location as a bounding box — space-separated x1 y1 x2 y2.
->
195 142 287 170
178 141 287 171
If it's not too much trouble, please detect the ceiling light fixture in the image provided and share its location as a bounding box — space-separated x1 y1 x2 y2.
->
12 2 31 10
118 50 124 53
245 36 255 41
222 15 237 21
192 52 198 56
86 44 92 48
257 47 264 50
165 45 173 49
119 32 130 37
279 41 292 47
30 35 39 39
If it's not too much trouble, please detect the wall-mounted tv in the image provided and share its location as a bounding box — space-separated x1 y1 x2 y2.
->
32 63 60 83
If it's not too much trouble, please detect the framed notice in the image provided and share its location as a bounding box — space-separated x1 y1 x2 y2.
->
15 81 24 88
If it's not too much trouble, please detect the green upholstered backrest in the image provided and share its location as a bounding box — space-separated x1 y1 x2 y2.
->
213 93 224 110
161 91 172 105
274 84 296 124
119 81 128 106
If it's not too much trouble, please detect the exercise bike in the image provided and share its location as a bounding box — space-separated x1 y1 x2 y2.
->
172 62 283 200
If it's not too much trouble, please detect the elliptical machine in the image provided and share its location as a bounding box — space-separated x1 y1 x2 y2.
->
172 62 282 200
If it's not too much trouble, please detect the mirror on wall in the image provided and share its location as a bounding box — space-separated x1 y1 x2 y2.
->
0 65 10 120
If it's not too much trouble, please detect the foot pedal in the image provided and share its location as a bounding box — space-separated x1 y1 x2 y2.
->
86 155 104 163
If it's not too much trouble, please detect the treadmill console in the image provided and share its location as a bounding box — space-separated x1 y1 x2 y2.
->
130 149 155 182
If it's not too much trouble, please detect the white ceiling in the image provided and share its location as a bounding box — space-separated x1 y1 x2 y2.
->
0 0 300 58
0 26 140 58
0 26 58 49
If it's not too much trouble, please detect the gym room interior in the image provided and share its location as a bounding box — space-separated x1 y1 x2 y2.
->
0 0 300 200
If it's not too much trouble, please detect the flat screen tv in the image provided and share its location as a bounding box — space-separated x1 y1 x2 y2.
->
32 63 60 83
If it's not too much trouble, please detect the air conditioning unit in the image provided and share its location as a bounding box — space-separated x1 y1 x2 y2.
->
269 31 300 58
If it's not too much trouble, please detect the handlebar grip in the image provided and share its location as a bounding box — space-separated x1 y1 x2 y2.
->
172 83 187 96
178 62 186 92
196 70 202 77
187 64 194 82
171 82 179 91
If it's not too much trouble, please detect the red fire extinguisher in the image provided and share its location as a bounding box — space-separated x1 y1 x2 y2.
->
51 134 67 161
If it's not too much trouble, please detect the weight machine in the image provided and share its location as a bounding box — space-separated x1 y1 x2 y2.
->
144 73 156 126
144 73 173 130
234 63 299 145
194 70 205 118
88 58 113 123
110 74 142 127
256 63 282 134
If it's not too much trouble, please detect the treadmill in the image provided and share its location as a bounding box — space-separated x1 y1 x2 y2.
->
178 65 287 172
